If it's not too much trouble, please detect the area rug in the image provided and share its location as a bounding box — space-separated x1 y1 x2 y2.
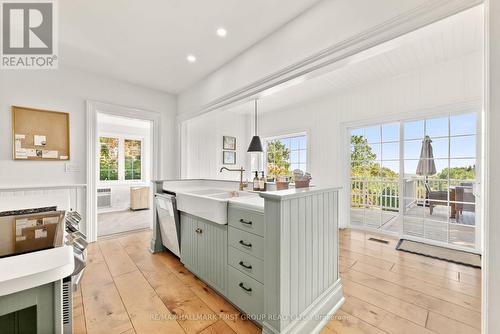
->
396 239 481 268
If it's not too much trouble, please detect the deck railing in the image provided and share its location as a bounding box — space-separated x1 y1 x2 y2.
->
350 179 399 212
352 178 476 211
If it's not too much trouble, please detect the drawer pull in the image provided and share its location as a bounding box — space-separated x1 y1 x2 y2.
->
239 282 252 293
239 261 252 270
239 240 252 248
239 218 253 225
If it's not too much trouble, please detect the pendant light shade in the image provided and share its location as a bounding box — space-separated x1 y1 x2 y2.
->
247 135 263 152
247 99 263 152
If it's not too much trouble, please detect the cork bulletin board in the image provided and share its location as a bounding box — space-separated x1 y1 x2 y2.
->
12 106 70 161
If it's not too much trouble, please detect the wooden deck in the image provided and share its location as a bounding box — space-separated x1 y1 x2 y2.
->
351 206 476 248
74 229 481 334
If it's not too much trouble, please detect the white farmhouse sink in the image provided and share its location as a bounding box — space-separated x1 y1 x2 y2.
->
176 190 257 224
188 189 229 195
210 191 254 199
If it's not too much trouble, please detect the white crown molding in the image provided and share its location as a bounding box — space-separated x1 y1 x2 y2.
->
177 0 483 123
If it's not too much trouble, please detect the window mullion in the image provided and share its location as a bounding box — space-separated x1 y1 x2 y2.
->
119 138 125 181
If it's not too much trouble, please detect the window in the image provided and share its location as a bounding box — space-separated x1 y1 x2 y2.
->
99 137 119 181
99 136 143 182
265 134 307 177
125 139 142 180
349 112 479 249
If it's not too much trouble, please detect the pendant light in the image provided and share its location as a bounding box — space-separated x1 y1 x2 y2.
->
247 99 263 152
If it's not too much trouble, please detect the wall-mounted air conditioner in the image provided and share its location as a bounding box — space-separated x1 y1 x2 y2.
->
97 188 112 209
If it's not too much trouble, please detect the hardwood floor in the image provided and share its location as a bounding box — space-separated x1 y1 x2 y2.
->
97 209 151 237
73 228 481 334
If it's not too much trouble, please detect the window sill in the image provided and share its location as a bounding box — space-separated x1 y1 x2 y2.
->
97 180 147 187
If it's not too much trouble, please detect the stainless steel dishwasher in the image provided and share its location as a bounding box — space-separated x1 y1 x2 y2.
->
155 193 181 257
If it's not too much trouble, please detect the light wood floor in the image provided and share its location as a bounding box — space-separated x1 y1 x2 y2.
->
97 209 151 237
73 229 481 334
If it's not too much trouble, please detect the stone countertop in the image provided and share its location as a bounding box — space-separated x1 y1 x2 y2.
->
0 245 74 296
259 186 342 201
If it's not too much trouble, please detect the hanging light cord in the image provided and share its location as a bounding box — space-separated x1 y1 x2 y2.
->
254 99 258 135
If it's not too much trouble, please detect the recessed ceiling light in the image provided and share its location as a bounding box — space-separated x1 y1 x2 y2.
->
216 27 227 37
186 54 197 63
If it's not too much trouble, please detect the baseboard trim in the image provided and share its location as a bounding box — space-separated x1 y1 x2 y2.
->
262 279 345 334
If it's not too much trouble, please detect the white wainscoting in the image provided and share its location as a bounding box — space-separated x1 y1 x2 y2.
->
0 185 87 233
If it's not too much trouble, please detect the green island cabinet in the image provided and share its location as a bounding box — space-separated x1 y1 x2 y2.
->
180 207 265 322
0 281 61 334
180 213 228 294
160 184 344 334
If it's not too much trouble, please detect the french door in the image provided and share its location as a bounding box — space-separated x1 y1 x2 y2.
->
349 111 480 251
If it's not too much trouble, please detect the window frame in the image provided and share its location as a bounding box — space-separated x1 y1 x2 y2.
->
98 133 145 184
99 136 120 182
124 138 143 181
347 110 479 249
262 131 309 177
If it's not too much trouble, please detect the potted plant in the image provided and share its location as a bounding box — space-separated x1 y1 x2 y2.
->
268 164 290 190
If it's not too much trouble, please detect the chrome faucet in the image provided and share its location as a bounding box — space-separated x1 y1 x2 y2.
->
220 166 247 191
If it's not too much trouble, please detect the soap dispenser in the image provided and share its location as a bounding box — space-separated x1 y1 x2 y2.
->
259 171 266 191
253 171 260 191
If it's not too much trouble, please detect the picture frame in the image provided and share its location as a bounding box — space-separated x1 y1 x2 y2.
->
223 136 236 150
223 151 236 165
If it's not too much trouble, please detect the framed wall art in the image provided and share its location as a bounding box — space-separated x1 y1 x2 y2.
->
223 136 236 150
223 151 236 165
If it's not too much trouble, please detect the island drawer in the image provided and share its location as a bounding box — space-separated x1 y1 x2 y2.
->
228 208 264 237
227 266 264 319
228 226 264 260
228 246 264 283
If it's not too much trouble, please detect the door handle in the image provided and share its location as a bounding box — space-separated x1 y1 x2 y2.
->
239 240 252 248
239 218 252 225
239 261 252 270
195 228 203 234
239 282 252 293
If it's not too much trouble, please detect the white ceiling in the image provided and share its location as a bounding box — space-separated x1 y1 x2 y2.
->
226 5 483 116
59 0 321 94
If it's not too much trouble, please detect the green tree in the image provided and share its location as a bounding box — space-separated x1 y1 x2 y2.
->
436 166 475 180
125 139 142 180
350 135 376 167
350 135 399 210
267 140 290 176
99 137 118 181
350 135 398 179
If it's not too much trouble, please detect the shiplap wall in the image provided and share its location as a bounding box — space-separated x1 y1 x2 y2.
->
257 52 482 187
180 111 250 181
180 51 481 189
263 189 340 333
256 52 481 229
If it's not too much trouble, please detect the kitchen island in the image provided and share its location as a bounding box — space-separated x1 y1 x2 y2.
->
0 211 75 334
152 180 344 334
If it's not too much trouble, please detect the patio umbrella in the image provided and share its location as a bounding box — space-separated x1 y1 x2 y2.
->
416 136 436 205
416 135 436 177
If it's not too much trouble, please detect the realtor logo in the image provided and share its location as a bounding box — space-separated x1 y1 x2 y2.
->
1 0 58 69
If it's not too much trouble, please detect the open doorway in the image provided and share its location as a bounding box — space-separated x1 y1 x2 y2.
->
95 113 153 237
